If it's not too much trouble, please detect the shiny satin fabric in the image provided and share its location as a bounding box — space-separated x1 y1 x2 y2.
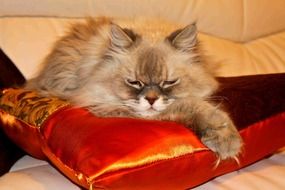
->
41 108 208 189
0 110 45 159
41 108 285 190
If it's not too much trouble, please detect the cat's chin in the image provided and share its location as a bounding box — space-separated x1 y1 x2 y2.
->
136 109 160 117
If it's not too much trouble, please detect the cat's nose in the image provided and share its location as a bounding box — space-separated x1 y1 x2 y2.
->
145 96 158 105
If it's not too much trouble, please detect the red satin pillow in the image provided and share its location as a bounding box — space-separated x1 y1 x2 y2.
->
0 74 285 190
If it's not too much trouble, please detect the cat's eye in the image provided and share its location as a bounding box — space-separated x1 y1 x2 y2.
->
160 78 180 88
125 79 144 89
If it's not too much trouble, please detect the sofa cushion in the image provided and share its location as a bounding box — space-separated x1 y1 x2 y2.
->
1 0 285 42
1 18 285 79
0 155 80 190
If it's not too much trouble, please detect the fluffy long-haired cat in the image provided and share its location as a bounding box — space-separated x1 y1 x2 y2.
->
26 18 242 160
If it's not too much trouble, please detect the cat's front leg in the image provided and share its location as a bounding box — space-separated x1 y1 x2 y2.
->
197 105 243 160
157 99 243 160
87 105 136 118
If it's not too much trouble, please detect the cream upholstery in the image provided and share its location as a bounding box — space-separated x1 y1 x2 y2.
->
1 0 285 42
0 156 80 190
1 0 285 78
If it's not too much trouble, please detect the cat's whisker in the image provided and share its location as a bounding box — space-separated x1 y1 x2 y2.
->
212 102 223 111
123 100 138 105
206 96 230 104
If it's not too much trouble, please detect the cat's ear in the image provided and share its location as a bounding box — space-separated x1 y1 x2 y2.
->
110 24 137 49
166 24 197 51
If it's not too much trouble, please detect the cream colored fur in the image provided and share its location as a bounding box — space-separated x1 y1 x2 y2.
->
26 18 242 160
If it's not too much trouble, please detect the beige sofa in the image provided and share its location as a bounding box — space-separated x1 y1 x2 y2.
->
0 0 285 189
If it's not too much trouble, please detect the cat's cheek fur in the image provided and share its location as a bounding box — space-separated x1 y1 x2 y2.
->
152 97 166 111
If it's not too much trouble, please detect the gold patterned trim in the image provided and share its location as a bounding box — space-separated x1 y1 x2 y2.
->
0 88 70 127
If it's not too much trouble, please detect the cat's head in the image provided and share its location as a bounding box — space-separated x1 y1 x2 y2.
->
84 21 218 117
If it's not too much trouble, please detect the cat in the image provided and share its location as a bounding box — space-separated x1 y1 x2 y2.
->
26 18 242 160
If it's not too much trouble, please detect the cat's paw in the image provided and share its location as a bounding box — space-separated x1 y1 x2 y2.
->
201 122 243 160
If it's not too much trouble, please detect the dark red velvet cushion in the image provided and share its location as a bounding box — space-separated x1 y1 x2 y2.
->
0 74 285 190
